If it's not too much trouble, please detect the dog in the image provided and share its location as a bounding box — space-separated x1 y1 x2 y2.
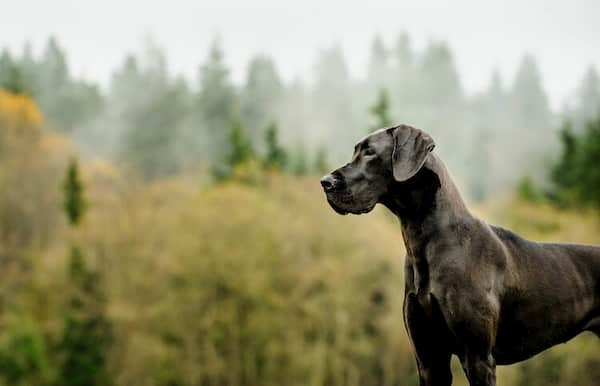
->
320 124 600 386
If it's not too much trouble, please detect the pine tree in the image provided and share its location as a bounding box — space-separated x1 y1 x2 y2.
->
59 159 112 386
574 66 600 128
570 116 600 208
58 246 112 386
0 50 26 94
367 36 388 88
263 122 287 170
241 55 283 143
227 118 255 169
550 116 600 208
511 54 551 131
63 159 86 226
195 38 237 162
369 88 393 132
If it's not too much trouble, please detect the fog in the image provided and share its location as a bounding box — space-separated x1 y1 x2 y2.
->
2 0 599 108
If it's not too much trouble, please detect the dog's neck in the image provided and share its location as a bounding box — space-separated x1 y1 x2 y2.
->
381 153 472 261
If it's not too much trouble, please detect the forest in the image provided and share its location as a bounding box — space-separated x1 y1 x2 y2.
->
0 33 600 386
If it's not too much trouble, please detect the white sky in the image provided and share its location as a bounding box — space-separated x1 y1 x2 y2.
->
1 0 599 109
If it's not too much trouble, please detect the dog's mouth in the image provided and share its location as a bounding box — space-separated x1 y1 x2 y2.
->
327 197 349 215
325 194 376 215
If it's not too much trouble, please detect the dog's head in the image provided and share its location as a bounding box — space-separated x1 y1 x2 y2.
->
320 124 435 215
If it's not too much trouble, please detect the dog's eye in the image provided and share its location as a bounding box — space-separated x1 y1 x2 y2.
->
363 148 376 156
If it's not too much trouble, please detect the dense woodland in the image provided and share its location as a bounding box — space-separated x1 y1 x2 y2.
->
2 35 599 199
0 34 600 386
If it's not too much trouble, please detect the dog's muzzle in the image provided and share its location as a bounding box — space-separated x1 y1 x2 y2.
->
320 173 343 193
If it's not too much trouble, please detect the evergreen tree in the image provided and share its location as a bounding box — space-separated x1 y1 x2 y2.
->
367 35 389 88
0 49 12 85
28 37 103 132
550 116 600 208
419 42 463 107
227 118 255 169
391 31 417 121
241 55 283 144
551 121 578 196
510 54 551 131
17 42 39 96
115 41 190 179
195 38 237 162
0 315 50 385
395 32 413 70
0 50 27 94
574 66 600 128
59 158 112 386
312 45 356 161
58 246 112 386
369 88 393 132
63 159 86 226
417 41 465 163
263 121 287 170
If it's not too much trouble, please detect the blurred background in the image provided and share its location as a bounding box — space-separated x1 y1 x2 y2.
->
1 1 600 385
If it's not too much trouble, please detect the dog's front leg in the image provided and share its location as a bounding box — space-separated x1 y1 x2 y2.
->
460 353 496 386
447 292 499 386
403 291 453 386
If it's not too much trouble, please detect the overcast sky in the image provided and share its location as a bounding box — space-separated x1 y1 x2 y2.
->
1 0 599 109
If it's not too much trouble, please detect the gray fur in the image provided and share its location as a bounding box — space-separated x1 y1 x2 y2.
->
320 124 600 386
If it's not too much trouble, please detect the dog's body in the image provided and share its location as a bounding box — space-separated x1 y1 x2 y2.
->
320 125 600 386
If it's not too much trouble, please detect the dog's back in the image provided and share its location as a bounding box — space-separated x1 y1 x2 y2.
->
490 225 600 363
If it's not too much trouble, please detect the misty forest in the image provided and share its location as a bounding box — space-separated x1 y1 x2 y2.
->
1 32 600 386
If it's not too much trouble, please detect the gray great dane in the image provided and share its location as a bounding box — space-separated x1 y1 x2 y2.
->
320 124 600 386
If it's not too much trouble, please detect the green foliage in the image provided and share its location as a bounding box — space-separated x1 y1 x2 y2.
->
369 88 393 132
63 159 86 226
551 116 600 209
212 118 256 181
2 65 25 94
0 316 50 386
114 42 190 179
21 37 102 131
263 122 287 170
4 33 600 386
227 118 255 169
516 176 544 204
57 246 112 386
0 50 27 94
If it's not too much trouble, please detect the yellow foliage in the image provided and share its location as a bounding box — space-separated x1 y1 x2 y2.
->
0 88 43 138
5 159 600 386
0 88 72 256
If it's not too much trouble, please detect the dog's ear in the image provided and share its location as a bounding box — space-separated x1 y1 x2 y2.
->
391 125 435 181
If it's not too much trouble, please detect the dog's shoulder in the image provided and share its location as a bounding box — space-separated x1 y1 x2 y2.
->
489 225 523 243
487 224 534 253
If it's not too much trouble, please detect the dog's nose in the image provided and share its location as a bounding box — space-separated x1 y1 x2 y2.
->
320 174 337 192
